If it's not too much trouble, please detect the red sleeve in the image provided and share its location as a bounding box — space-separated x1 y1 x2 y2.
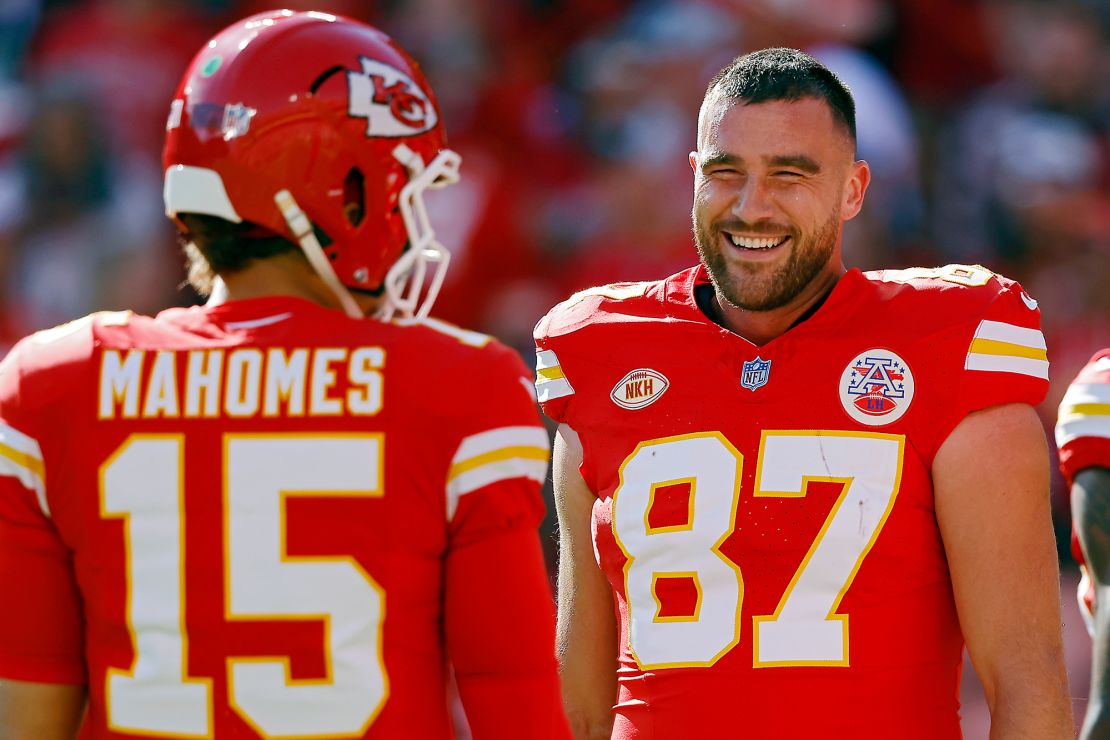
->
445 346 550 545
442 345 569 738
954 278 1049 414
444 527 569 739
0 343 86 684
1056 349 1110 486
533 326 573 425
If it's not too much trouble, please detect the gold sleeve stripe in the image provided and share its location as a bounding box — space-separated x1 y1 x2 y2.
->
448 445 550 480
1056 383 1110 445
453 426 550 463
537 365 565 381
971 319 1047 349
0 442 44 478
0 422 48 516
1061 403 1110 418
968 338 1048 361
535 349 574 401
966 320 1048 380
445 457 550 519
446 426 552 517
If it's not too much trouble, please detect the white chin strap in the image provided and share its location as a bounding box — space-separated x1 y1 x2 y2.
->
274 189 365 319
272 145 461 322
380 145 461 321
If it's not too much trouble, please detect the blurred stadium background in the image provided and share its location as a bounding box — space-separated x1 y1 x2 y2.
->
0 0 1105 735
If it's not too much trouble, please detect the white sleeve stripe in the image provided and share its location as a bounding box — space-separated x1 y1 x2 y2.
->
1061 384 1110 406
0 455 49 517
1056 417 1110 446
536 349 561 370
0 421 43 459
0 422 49 517
537 377 575 401
973 319 1046 349
446 458 549 518
452 426 550 464
965 353 1049 379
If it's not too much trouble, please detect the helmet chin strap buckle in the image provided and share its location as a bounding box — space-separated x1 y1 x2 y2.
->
274 189 364 320
392 143 425 174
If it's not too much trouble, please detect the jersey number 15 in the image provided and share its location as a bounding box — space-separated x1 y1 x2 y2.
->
100 434 386 738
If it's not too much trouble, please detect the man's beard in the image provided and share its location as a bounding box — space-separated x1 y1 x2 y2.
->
693 207 841 312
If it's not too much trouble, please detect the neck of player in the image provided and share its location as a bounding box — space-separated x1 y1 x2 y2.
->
712 261 845 347
211 252 380 316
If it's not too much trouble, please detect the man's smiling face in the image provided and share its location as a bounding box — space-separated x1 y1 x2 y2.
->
691 95 865 312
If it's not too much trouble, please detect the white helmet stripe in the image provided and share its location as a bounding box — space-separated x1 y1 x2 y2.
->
164 165 243 223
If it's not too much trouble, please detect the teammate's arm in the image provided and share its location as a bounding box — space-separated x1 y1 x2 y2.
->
933 402 1072 739
553 424 617 740
0 679 85 739
444 509 568 739
1071 466 1110 740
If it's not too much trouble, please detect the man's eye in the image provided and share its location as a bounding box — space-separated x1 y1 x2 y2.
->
774 171 803 178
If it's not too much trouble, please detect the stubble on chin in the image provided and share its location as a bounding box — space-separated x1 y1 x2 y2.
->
693 210 840 312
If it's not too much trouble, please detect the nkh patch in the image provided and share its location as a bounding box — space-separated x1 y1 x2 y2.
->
740 357 771 391
839 349 915 426
611 368 668 410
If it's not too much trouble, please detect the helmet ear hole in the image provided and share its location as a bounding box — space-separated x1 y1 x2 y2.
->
343 167 365 227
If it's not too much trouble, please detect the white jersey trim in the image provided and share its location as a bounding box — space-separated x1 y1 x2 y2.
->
446 425 550 519
0 421 48 516
965 320 1049 379
535 349 575 402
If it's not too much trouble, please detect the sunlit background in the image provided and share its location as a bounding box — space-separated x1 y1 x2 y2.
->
0 0 1106 735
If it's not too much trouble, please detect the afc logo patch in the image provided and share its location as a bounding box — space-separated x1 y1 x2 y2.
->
839 349 915 426
347 56 437 137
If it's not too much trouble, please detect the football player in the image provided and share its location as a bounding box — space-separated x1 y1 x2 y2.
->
0 11 569 739
1058 349 1110 740
537 48 1072 738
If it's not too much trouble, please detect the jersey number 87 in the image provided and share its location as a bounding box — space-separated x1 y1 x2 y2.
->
612 430 904 669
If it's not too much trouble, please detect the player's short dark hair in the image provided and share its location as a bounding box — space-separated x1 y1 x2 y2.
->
177 213 299 296
705 48 856 145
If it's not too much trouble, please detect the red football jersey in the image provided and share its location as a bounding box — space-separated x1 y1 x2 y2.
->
1056 348 1110 632
534 264 1048 739
0 296 569 739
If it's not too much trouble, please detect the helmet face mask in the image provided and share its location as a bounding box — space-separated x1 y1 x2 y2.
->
382 144 461 320
162 10 460 319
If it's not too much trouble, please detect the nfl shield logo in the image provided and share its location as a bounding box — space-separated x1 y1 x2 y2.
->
740 357 771 392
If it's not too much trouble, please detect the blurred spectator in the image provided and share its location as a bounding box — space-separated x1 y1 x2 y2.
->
932 0 1108 269
30 0 211 158
2 82 169 333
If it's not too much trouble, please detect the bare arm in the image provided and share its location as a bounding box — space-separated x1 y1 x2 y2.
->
0 679 85 740
934 403 1072 739
554 424 617 740
1071 466 1110 740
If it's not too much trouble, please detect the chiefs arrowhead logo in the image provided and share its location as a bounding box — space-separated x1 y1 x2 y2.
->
347 56 437 137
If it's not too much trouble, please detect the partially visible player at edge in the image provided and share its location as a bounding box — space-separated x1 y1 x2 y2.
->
0 11 570 739
1058 350 1110 740
535 48 1071 739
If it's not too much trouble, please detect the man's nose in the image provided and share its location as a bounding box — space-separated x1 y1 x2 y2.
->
731 177 776 224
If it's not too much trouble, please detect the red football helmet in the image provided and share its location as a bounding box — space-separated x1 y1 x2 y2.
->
163 10 460 318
